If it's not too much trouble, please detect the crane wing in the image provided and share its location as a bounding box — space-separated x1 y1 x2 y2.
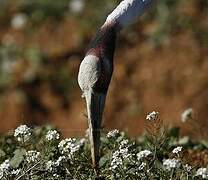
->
78 55 100 95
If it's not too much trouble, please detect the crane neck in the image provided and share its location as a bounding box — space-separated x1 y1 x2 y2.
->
87 23 118 61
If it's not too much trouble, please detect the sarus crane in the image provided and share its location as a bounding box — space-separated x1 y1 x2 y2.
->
78 0 153 173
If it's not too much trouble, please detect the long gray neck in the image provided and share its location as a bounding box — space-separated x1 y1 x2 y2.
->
88 23 118 61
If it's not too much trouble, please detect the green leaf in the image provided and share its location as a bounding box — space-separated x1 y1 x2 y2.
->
116 136 125 143
99 153 111 167
0 149 5 158
168 127 180 138
10 148 26 168
178 136 189 145
201 140 208 149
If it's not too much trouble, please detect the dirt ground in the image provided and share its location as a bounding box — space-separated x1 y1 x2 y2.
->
0 13 208 138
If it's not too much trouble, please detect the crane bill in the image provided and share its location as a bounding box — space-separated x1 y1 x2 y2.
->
85 90 106 173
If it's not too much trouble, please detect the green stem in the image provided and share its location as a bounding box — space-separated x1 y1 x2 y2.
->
15 162 41 180
170 169 174 180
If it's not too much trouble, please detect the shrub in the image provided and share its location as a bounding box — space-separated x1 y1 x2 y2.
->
0 111 208 179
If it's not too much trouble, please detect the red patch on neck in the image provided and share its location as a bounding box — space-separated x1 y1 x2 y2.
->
87 45 104 57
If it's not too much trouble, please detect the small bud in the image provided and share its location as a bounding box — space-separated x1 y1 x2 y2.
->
181 108 193 122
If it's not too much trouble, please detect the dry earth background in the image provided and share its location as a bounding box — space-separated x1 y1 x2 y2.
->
0 0 208 138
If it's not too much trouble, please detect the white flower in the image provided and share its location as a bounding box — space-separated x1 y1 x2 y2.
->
110 151 123 171
184 164 192 172
79 138 86 145
53 173 60 178
56 156 67 166
11 169 21 176
25 150 40 163
0 159 11 171
46 130 60 141
139 162 147 170
110 146 132 171
163 158 181 171
196 168 208 179
110 157 122 170
46 160 55 172
107 129 120 138
119 147 131 159
0 159 11 177
172 146 183 154
181 108 193 122
11 13 27 30
120 139 129 147
146 111 159 121
14 125 32 143
69 0 85 14
46 156 67 172
137 150 152 161
58 138 81 158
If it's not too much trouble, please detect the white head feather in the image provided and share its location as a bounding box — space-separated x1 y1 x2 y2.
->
105 0 153 27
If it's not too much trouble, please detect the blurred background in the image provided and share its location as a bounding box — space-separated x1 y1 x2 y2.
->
0 0 208 137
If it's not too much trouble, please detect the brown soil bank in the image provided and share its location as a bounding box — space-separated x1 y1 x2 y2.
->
0 1 208 138
1 29 207 138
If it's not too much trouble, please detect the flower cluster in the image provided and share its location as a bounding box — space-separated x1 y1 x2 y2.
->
0 159 11 177
46 130 60 141
172 146 183 154
46 160 56 172
137 150 152 161
138 162 147 171
195 168 208 179
107 129 120 138
163 158 181 171
11 169 21 176
146 111 159 121
14 125 32 143
1 122 208 179
58 138 81 158
110 150 124 171
0 160 10 171
120 139 129 147
184 164 192 172
46 156 67 172
110 140 131 171
25 150 41 163
56 156 67 166
0 160 22 178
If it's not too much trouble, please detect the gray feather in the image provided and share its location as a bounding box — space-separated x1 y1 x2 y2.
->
78 55 100 93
